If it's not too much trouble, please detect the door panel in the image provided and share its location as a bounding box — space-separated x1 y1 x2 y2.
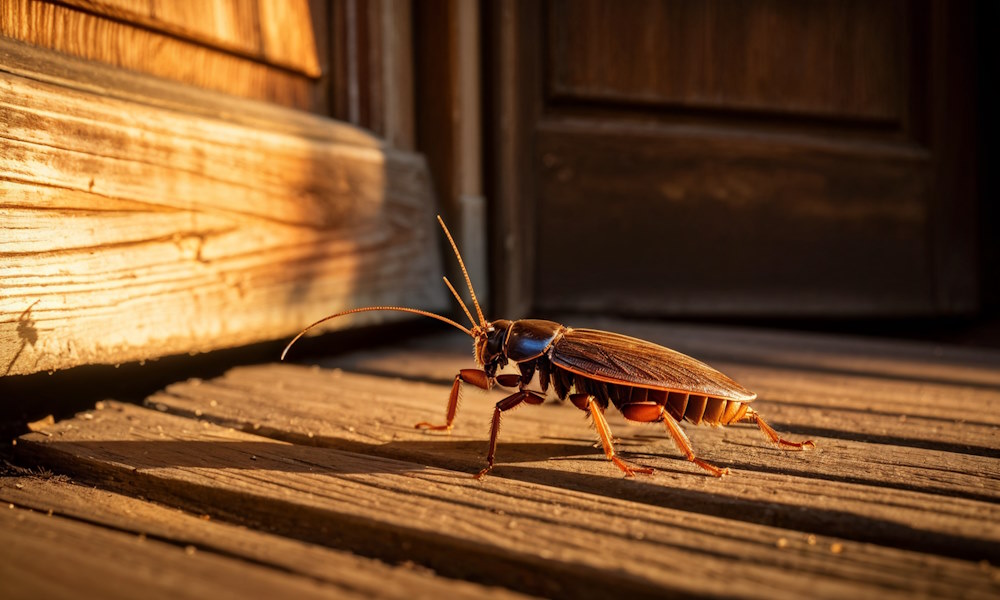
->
536 123 930 315
547 0 907 123
490 0 976 317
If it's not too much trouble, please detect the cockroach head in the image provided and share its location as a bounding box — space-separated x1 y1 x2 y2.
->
475 319 512 377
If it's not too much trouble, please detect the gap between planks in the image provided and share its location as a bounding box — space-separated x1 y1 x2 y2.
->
147 364 1000 561
0 506 335 600
14 395 1000 599
0 477 526 600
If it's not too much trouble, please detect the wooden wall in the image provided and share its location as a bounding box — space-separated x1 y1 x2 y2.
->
0 0 324 111
0 38 445 377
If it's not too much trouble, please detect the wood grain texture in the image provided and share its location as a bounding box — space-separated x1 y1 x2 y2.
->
1 0 321 110
494 1 977 318
148 0 262 57
257 0 321 76
0 37 373 146
0 503 361 600
547 0 907 122
326 0 414 147
0 40 447 376
535 121 934 315
147 364 1000 557
0 478 526 599
15 401 999 599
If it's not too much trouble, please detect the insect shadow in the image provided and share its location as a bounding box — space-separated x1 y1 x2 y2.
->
5 300 40 376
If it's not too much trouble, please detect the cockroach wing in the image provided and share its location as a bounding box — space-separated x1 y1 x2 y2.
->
550 329 756 401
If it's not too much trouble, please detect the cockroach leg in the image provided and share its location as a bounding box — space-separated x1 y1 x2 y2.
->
476 390 543 479
660 411 729 477
744 408 815 450
586 397 654 478
416 368 490 431
570 394 611 447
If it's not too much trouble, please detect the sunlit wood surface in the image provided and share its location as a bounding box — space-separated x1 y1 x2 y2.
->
4 320 998 599
0 39 445 376
0 0 322 109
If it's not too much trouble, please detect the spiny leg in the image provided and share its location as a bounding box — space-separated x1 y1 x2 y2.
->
743 407 815 450
659 408 729 477
415 368 489 431
476 389 544 480
575 394 653 478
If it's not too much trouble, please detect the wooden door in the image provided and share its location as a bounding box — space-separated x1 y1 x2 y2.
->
488 0 977 319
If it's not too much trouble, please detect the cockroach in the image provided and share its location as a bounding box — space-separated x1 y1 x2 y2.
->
282 216 814 479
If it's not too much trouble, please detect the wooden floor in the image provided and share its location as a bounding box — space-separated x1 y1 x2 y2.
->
3 319 999 599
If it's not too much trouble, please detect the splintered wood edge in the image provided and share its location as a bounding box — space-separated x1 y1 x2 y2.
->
0 39 448 376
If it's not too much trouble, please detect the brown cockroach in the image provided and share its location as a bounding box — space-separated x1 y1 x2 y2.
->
283 216 814 479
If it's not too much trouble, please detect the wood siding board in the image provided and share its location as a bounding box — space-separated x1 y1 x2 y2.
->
1 0 318 110
59 0 322 78
258 0 322 77
0 41 446 376
0 38 377 148
148 0 263 57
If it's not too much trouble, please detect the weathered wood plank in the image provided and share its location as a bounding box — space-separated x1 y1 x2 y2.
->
0 0 320 108
148 0 263 57
0 503 359 600
0 40 447 377
0 477 526 600
148 364 1000 562
0 36 373 147
257 0 321 76
16 402 998 599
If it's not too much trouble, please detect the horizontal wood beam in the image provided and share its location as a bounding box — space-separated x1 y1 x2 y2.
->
0 38 447 377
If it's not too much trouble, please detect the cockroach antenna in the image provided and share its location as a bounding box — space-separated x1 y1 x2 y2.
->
443 276 478 330
280 306 472 361
436 215 486 328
